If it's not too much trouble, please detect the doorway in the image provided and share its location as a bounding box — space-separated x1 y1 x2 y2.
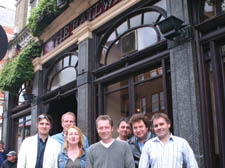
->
48 93 77 135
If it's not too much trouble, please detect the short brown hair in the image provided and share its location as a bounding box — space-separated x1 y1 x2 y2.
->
129 113 150 129
61 112 76 122
63 125 84 157
96 115 113 128
151 112 171 124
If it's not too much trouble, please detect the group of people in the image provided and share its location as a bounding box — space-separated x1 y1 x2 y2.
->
14 111 198 168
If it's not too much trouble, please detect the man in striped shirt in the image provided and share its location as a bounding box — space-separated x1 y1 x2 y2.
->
139 112 198 168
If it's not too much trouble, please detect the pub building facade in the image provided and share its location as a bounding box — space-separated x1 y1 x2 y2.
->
2 0 225 167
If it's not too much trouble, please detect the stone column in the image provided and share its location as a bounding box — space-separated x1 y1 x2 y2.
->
30 70 43 135
167 0 204 167
2 92 10 149
77 38 94 143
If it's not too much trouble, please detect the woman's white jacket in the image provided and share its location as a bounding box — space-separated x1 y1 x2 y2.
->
17 134 61 168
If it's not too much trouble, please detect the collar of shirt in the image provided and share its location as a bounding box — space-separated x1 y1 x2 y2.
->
38 135 48 144
153 133 174 144
136 132 152 151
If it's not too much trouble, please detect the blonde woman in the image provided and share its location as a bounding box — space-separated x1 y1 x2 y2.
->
58 125 86 168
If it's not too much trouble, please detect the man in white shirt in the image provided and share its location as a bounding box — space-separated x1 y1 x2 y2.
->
86 115 135 168
17 114 61 168
116 118 131 141
139 112 198 168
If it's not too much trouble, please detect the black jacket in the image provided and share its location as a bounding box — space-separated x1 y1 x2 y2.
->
1 160 17 168
128 132 155 168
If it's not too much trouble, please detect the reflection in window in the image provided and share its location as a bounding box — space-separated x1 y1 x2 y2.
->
106 80 128 92
15 115 31 153
130 14 142 28
135 67 162 82
201 0 225 21
140 97 147 114
203 1 216 19
106 27 159 65
48 52 78 91
117 21 128 36
152 93 159 112
151 91 164 113
137 27 158 50
105 87 129 138
51 68 76 91
100 8 166 66
135 67 164 119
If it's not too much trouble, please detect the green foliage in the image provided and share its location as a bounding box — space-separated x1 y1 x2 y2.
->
0 42 42 93
27 0 72 37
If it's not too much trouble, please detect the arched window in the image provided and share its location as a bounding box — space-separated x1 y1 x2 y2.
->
99 6 167 66
47 52 78 91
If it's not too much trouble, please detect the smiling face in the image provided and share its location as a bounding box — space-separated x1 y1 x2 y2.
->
97 120 113 143
132 120 149 142
117 121 131 140
37 119 51 137
153 117 171 141
62 114 75 132
66 127 80 146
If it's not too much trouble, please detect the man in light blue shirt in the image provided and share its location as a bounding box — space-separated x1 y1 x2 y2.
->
139 112 198 168
52 112 88 151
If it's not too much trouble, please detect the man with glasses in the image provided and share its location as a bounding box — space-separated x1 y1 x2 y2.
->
17 114 61 168
52 112 88 150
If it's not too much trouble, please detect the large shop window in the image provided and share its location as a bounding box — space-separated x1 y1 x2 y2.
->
104 64 169 137
47 52 78 91
99 7 166 66
201 44 225 167
15 115 31 152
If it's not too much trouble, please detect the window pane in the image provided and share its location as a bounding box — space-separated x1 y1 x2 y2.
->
106 40 122 65
144 12 161 25
71 55 78 66
51 68 76 91
117 21 128 36
25 115 31 138
130 14 142 28
63 56 70 67
137 27 158 50
106 88 129 138
135 67 162 82
203 1 216 20
135 69 163 118
108 31 116 43
15 115 31 153
106 79 128 92
160 91 165 110
155 0 167 10
152 93 159 112
16 117 24 152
